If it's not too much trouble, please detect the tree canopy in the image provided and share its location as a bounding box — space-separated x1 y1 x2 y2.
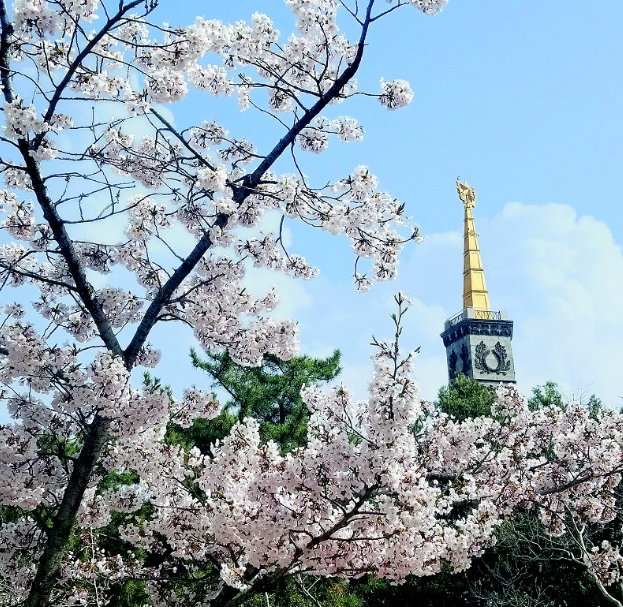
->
435 374 495 421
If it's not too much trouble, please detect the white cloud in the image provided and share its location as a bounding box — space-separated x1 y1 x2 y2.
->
480 202 623 408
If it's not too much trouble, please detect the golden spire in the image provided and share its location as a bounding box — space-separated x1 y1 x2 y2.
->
456 179 490 310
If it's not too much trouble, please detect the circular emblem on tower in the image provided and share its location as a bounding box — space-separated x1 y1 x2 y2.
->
474 341 511 376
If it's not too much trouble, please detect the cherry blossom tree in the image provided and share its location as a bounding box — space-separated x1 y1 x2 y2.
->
1 1 623 606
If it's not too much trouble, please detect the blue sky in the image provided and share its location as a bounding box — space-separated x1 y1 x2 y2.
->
4 0 623 419
143 1 623 407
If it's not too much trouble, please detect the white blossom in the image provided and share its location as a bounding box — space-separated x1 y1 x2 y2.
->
379 78 415 110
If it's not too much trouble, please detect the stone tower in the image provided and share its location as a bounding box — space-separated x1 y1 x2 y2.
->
440 180 516 386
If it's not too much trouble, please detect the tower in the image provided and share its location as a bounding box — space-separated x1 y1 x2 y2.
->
440 180 516 386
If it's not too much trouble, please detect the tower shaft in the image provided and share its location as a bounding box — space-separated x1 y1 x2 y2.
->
463 203 490 310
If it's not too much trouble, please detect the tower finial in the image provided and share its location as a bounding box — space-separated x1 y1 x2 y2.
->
457 179 490 310
456 178 476 209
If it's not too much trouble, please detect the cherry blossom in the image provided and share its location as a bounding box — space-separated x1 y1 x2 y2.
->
2 1 621 606
379 78 415 110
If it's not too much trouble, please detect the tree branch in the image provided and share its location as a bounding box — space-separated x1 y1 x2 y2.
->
243 0 375 194
23 415 110 607
124 1 377 367
0 0 15 103
19 142 123 356
123 212 228 367
39 0 147 129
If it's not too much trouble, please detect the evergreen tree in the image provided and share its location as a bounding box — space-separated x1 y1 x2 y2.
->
172 349 366 607
528 380 566 411
171 349 341 454
435 374 496 420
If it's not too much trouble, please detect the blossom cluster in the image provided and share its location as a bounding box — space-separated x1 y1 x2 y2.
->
85 339 623 602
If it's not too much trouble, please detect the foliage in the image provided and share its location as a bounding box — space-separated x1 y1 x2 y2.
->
528 381 566 412
243 576 363 607
466 511 621 607
176 349 341 453
528 381 604 420
438 380 623 607
435 374 496 421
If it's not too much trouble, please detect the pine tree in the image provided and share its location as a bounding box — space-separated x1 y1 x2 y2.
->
170 349 341 454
